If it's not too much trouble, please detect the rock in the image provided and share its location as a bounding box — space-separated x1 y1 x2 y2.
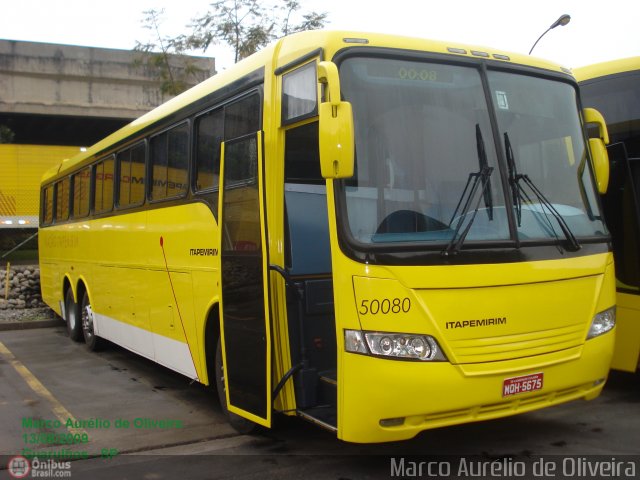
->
0 265 46 313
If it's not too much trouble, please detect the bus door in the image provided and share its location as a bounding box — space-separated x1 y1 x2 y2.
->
218 131 272 426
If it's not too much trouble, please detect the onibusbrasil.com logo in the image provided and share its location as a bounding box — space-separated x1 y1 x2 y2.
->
7 456 71 478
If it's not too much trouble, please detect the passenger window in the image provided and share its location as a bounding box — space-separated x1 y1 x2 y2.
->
225 136 258 186
94 157 114 213
43 185 54 225
55 178 70 222
282 62 317 125
151 123 189 200
195 109 223 192
72 167 91 218
118 142 146 207
225 94 261 140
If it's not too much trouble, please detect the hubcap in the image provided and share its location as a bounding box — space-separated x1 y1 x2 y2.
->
82 304 94 340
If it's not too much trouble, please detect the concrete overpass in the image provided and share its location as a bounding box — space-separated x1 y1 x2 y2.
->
0 39 215 145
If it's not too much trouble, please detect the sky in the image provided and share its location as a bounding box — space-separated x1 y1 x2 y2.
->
0 0 637 71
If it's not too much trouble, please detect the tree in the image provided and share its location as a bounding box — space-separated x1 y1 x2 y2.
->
134 9 206 96
0 125 15 144
181 0 329 64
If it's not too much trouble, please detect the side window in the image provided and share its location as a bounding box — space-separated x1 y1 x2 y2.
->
195 109 223 192
55 178 70 222
118 142 146 208
43 185 54 225
151 123 189 200
225 136 258 186
94 157 114 214
225 94 261 140
282 62 317 125
72 167 91 218
284 122 322 184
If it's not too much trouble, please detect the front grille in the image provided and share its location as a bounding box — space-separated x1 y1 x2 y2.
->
449 323 586 363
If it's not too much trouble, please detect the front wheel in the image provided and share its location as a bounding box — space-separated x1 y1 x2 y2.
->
64 288 83 342
215 338 256 434
80 291 104 351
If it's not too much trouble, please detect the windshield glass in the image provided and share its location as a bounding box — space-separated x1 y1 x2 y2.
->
488 71 607 240
338 56 607 248
339 57 509 246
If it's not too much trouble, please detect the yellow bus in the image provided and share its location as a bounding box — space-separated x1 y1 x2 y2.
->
575 57 640 373
39 31 616 443
0 145 82 228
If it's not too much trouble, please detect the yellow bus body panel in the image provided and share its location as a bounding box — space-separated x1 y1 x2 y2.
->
39 202 219 383
574 57 640 82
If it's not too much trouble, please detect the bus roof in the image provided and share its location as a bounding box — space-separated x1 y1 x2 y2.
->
574 57 640 82
42 30 573 184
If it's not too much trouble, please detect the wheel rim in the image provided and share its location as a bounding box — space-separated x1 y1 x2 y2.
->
82 302 94 341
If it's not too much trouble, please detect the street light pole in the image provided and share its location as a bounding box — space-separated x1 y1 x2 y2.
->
529 14 571 55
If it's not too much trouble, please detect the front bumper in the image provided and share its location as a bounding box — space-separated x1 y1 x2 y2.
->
338 331 613 443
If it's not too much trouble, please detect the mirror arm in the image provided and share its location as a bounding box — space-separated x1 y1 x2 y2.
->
318 61 341 107
583 107 610 144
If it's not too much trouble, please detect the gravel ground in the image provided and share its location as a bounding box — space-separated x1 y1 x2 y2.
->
0 306 59 323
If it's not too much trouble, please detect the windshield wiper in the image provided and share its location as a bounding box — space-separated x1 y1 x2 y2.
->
442 164 494 257
476 124 493 220
504 132 581 252
504 132 522 225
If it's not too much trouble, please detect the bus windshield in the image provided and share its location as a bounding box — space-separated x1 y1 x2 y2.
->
338 56 607 249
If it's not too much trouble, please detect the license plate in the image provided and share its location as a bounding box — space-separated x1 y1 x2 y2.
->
502 372 544 397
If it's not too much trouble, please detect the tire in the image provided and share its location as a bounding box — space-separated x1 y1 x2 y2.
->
64 288 83 342
80 290 104 351
215 338 256 434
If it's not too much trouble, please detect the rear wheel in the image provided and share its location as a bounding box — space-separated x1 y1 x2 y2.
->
215 338 256 434
64 288 83 342
81 291 103 351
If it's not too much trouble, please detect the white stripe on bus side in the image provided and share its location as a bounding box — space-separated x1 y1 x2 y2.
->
94 312 198 380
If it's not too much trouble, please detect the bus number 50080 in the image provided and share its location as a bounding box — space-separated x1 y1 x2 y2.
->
359 298 411 315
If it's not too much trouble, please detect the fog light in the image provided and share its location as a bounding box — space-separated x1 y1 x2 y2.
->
380 417 405 427
587 307 616 339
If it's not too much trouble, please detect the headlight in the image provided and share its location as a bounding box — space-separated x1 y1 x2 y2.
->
587 307 616 339
345 329 447 361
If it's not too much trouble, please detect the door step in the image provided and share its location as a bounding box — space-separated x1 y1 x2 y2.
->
298 407 337 432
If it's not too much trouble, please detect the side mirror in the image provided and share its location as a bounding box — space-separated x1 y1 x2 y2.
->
317 61 354 179
583 107 610 194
